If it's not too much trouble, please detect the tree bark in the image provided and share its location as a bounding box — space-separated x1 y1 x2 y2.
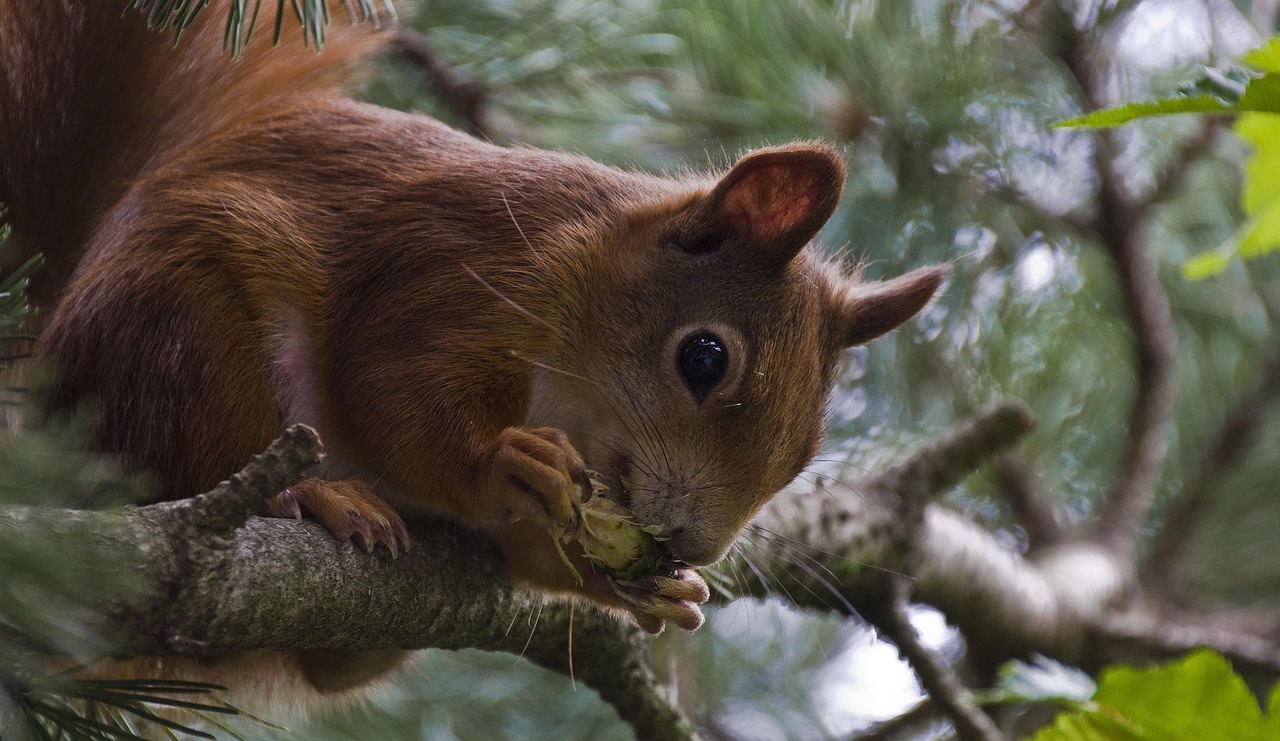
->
8 407 1280 739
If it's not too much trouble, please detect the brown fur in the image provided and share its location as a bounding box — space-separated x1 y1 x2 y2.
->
3 0 944 710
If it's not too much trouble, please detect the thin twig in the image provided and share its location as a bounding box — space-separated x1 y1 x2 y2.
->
864 399 1037 509
874 581 1004 741
1090 610 1280 676
993 451 1064 551
393 26 491 138
1133 119 1221 222
179 424 324 534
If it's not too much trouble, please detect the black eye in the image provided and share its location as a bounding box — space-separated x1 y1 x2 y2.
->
677 332 727 402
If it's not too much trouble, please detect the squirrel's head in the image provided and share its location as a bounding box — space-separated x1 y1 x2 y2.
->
531 143 944 567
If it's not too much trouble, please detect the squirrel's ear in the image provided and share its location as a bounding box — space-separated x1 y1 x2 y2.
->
704 143 845 265
836 265 946 348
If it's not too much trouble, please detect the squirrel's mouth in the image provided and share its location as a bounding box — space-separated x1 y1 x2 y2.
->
591 448 692 570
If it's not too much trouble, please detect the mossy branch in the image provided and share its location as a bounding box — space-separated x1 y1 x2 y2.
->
0 425 693 741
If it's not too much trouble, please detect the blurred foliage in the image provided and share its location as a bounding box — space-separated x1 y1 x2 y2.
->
282 649 633 741
1061 36 1280 278
124 0 397 53
0 231 234 739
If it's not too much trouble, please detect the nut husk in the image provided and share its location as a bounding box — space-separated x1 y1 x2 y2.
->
549 473 666 585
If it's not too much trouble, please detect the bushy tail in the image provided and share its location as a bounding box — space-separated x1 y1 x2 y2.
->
0 1 389 304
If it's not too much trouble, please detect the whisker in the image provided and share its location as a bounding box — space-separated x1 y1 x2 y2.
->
715 541 755 600
802 457 907 506
751 523 911 580
500 191 534 251
462 263 558 334
516 600 545 663
734 541 794 666
618 389 671 474
567 603 576 692
745 528 860 616
507 350 601 388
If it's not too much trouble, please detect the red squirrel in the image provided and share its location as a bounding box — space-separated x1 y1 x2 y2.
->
1 1 943 703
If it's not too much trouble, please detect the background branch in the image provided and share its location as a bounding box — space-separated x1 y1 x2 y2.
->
1145 335 1280 597
993 452 1064 552
1058 17 1178 560
873 582 1003 741
393 26 491 138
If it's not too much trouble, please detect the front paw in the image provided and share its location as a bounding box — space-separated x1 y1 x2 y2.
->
611 568 710 634
487 427 588 526
270 478 411 557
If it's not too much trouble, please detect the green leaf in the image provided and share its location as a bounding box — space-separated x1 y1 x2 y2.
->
1033 707 1146 740
1243 37 1280 73
1180 249 1232 280
1035 650 1278 741
1093 650 1264 739
1055 96 1230 129
1236 113 1280 215
1240 74 1280 113
1267 681 1280 725
1056 71 1280 130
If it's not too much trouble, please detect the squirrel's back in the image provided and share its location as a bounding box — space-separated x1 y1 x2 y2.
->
0 1 387 304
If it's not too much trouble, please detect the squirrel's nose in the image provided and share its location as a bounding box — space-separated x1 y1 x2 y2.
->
666 526 728 567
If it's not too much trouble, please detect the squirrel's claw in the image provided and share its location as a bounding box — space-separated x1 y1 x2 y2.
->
269 478 412 558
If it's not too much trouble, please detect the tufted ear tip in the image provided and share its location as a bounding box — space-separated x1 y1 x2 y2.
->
839 264 946 348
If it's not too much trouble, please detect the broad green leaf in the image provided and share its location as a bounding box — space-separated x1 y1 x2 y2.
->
1033 708 1145 740
1236 113 1280 215
1143 74 1280 277
1191 112 1280 274
1037 650 1277 741
1268 681 1280 725
1239 73 1280 112
1058 70 1280 130
1243 37 1280 73
1091 650 1265 740
1237 205 1280 259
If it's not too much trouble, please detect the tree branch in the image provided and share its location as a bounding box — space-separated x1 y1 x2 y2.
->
1060 20 1178 560
393 26 491 138
0 426 694 740
852 697 936 741
993 451 1065 551
730 400 1133 665
14 404 1280 738
874 582 1004 741
1145 335 1280 596
1090 609 1280 677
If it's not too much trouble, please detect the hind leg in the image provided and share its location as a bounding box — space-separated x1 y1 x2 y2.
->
38 261 280 502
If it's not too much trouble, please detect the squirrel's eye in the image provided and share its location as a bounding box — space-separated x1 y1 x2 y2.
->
677 332 727 402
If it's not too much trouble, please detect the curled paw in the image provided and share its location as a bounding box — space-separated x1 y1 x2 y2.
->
610 568 710 634
489 427 588 527
270 478 411 557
